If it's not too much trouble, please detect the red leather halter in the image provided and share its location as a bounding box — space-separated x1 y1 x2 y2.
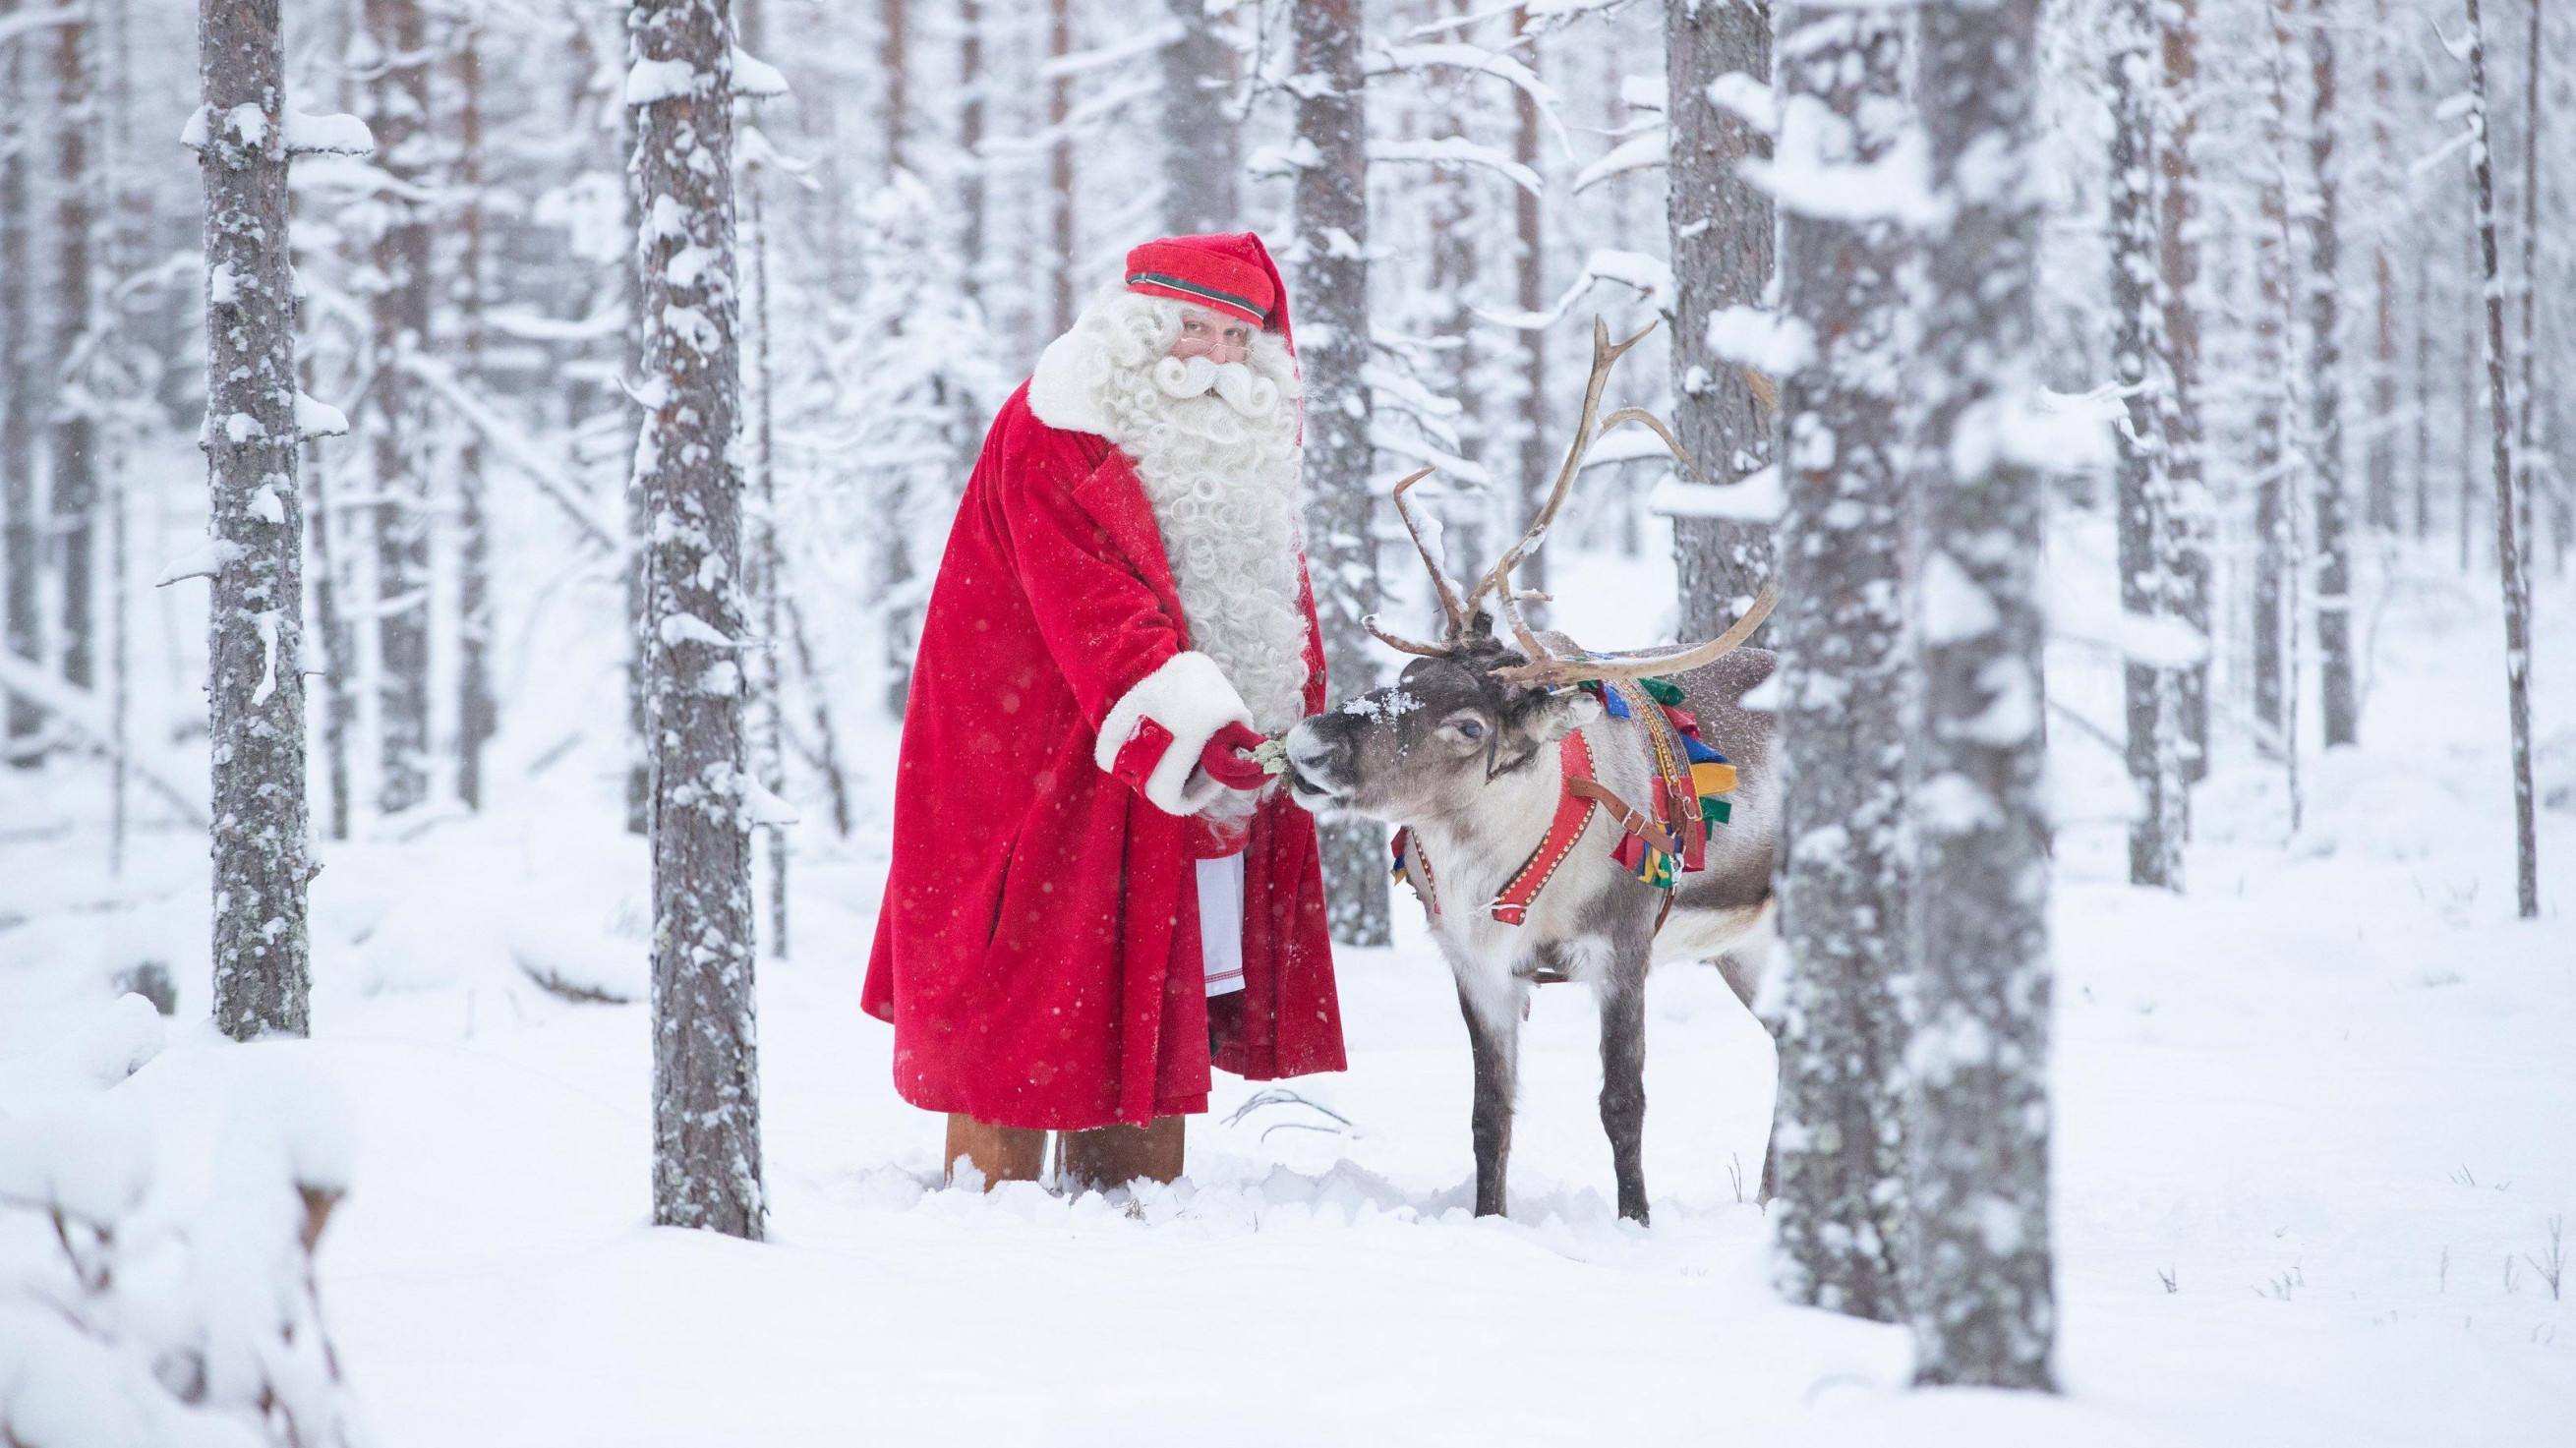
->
1489 730 1601 925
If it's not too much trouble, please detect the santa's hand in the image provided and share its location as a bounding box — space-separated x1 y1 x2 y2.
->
1198 723 1272 790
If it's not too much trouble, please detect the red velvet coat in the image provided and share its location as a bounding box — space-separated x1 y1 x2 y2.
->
861 383 1346 1129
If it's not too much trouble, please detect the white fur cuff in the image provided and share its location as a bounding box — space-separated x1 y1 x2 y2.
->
1094 651 1255 817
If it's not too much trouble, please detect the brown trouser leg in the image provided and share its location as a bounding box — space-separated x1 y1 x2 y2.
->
1060 1116 1186 1193
945 1113 1046 1189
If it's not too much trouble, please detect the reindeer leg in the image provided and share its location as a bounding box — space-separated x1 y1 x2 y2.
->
1455 978 1519 1218
1597 954 1652 1224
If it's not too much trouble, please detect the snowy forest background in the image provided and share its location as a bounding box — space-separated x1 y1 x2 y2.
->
1 0 2570 1442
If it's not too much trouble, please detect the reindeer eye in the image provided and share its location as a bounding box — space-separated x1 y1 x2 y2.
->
1453 718 1486 742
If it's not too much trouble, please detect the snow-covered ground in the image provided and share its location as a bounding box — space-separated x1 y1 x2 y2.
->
3 534 2570 1445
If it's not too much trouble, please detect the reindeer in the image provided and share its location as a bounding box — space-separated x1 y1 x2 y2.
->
1283 320 1779 1225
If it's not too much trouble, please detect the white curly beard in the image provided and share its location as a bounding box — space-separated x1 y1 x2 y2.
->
1075 292 1312 745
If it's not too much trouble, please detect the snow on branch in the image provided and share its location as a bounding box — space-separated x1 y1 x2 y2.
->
0 4 80 51
732 45 790 98
284 110 375 157
1371 138 1542 198
1649 465 1784 523
1040 23 1184 80
1370 44 1571 155
1705 73 1776 137
1704 306 1815 377
295 391 349 440
1572 130 1667 193
1477 249 1671 327
0 654 209 827
396 351 620 551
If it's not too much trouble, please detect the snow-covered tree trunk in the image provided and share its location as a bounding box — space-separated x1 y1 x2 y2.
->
2159 0 2211 784
1666 0 1776 636
453 15 495 809
959 0 985 302
1 25 36 757
2252 13 2296 747
303 345 356 841
51 18 98 695
1293 0 1390 949
1766 0 1911 1326
624 7 653 838
365 0 435 813
2460 0 2540 920
746 173 788 958
1162 0 1238 234
1512 6 1549 602
631 0 765 1239
1904 0 2058 1391
1047 0 1074 335
2364 2 2399 533
2302 0 2356 749
2111 0 2184 889
200 0 314 1040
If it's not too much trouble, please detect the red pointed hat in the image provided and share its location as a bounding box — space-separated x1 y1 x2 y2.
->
1125 232 1295 356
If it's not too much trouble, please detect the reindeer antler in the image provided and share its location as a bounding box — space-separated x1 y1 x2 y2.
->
1361 316 1785 690
1492 586 1778 688
1388 467 1473 637
1462 318 1658 636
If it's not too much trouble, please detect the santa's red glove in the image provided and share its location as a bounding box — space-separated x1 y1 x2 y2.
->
1198 722 1272 790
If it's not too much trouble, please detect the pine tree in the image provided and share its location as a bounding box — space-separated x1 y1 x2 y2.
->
2159 0 2212 784
1665 0 1775 636
1905 0 2058 1390
51 16 98 696
1161 0 1238 233
2459 0 2540 919
632 0 766 1239
1 16 37 758
364 0 436 813
2303 0 2357 748
1293 0 1391 948
1766 0 1911 1325
2112 0 2185 888
198 0 325 1039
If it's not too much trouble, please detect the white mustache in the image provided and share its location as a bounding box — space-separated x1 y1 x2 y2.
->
1152 355 1282 419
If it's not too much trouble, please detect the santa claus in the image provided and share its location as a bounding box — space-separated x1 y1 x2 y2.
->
861 232 1344 1191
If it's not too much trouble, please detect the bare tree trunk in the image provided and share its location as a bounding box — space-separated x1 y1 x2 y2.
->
746 175 789 958
1767 0 1910 1326
1665 0 1775 637
1048 0 1074 335
2413 241 2433 540
52 18 98 695
1293 0 1390 948
632 0 764 1239
1 22 38 758
200 0 313 1038
2461 0 2541 920
2512 0 2541 586
2160 0 2210 785
304 346 355 841
2113 0 2183 889
1161 0 1238 233
2304 0 2357 748
959 0 984 302
1513 6 1549 603
366 0 435 813
884 0 908 173
2365 0 2399 533
1906 0 2058 1390
623 7 652 837
453 15 494 809
103 0 136 866
878 4 917 719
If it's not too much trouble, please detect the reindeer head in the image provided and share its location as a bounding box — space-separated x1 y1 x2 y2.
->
1285 319 1775 825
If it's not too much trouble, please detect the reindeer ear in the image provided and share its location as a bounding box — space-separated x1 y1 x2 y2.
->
1524 686 1603 743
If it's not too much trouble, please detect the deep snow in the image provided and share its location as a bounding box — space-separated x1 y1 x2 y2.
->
3 529 2571 1445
